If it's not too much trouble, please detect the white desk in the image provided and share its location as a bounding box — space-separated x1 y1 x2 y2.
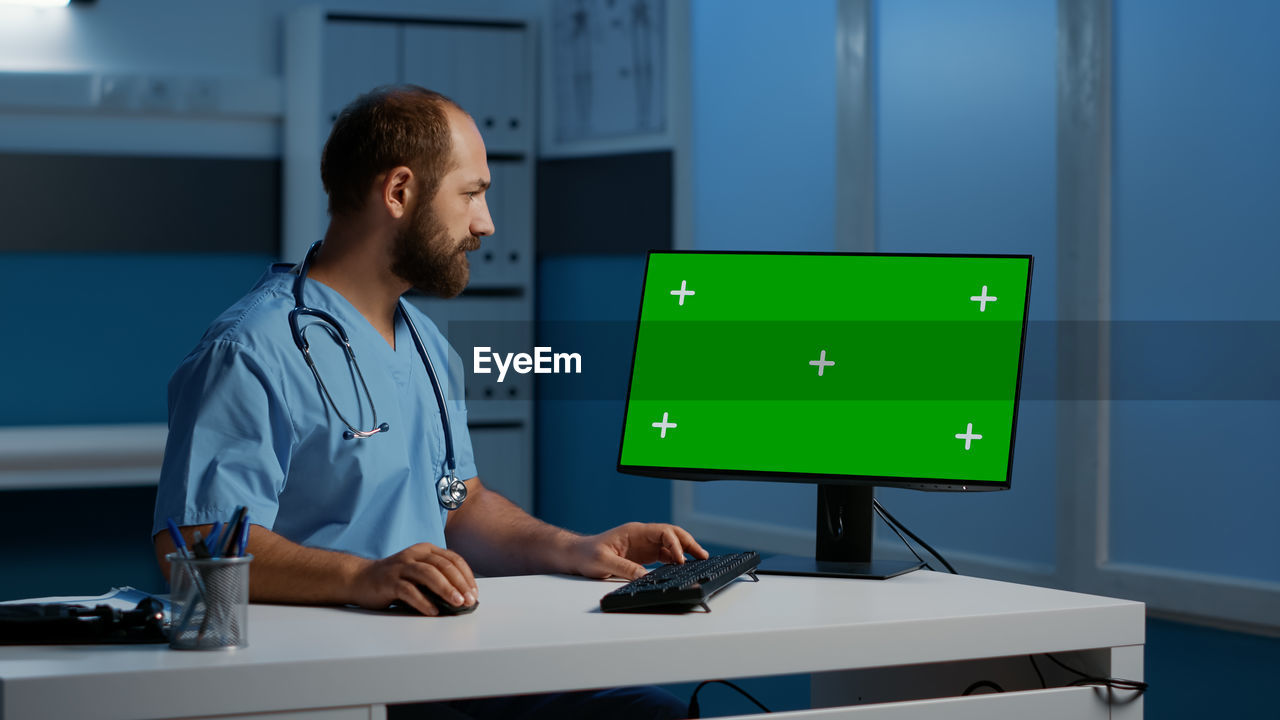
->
0 571 1144 720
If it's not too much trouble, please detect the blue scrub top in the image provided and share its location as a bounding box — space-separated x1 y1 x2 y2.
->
152 263 478 559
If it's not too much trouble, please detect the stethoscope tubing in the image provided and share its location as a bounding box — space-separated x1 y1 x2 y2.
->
290 241 465 509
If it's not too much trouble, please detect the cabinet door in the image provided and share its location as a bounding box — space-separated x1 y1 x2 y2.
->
401 25 530 153
469 160 506 288
317 21 400 241
323 22 400 125
493 160 533 287
407 296 535 424
485 26 531 151
471 160 532 288
469 426 532 512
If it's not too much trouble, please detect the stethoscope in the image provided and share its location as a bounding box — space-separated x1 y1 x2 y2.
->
287 241 467 511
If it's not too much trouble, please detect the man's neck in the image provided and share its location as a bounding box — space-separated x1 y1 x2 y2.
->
307 228 409 349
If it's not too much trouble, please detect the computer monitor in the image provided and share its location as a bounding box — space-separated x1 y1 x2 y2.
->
617 251 1033 579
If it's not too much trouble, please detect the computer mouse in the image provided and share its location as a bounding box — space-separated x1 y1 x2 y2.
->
415 584 478 616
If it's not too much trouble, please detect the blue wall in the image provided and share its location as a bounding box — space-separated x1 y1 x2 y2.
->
1108 0 1280 581
689 0 837 253
0 254 274 426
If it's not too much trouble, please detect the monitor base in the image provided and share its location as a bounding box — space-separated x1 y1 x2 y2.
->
757 555 924 580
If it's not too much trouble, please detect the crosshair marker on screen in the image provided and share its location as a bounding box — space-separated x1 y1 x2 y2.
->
970 285 997 312
670 280 696 306
652 412 677 438
809 350 835 377
955 423 983 450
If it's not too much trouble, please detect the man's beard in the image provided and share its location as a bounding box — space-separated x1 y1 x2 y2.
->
390 200 480 299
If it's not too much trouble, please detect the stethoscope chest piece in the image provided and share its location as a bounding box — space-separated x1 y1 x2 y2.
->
438 474 467 511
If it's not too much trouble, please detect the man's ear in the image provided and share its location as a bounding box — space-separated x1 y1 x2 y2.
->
381 166 415 219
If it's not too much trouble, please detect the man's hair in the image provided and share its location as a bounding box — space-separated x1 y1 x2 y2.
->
321 85 462 217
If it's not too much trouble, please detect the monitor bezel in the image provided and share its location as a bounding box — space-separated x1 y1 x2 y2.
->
615 250 1034 493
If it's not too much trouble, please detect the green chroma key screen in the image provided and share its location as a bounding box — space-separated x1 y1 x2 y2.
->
618 252 1033 489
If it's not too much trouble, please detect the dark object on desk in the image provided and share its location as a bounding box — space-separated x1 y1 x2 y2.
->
0 597 167 645
415 585 478 616
600 551 761 613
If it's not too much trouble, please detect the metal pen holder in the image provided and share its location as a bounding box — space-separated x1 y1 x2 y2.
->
166 553 252 650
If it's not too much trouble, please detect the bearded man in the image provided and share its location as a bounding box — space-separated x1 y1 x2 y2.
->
152 86 701 719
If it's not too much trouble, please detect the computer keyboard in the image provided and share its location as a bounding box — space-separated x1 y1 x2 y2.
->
599 551 761 613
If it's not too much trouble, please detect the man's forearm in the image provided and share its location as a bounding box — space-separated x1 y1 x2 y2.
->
445 478 579 576
240 526 372 604
155 524 370 605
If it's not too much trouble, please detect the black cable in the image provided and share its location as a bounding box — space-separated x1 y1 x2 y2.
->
1042 653 1148 697
873 499 955 574
872 498 958 574
872 502 933 571
687 679 772 718
1028 654 1047 689
962 679 1005 695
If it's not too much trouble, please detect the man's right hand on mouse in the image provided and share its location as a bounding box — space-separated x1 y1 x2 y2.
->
350 543 478 616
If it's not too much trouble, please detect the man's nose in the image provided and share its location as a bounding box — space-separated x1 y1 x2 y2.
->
472 201 495 237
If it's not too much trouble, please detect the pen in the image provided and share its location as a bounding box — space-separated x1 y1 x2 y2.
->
205 521 223 557
235 513 250 558
165 518 191 559
216 506 248 558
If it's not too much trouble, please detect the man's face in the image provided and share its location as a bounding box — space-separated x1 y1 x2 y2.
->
391 109 494 298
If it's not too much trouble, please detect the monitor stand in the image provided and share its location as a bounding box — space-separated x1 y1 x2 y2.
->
756 485 924 580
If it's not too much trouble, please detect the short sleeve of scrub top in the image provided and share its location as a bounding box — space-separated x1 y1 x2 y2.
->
153 338 292 533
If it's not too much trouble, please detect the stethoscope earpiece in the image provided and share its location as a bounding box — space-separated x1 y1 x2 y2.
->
341 423 390 441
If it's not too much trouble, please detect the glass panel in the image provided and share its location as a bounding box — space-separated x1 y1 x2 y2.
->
1109 0 1280 582
871 0 1058 566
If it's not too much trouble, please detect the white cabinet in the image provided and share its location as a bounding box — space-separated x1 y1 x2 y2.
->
401 25 531 154
469 425 533 512
321 21 398 124
471 159 533 288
